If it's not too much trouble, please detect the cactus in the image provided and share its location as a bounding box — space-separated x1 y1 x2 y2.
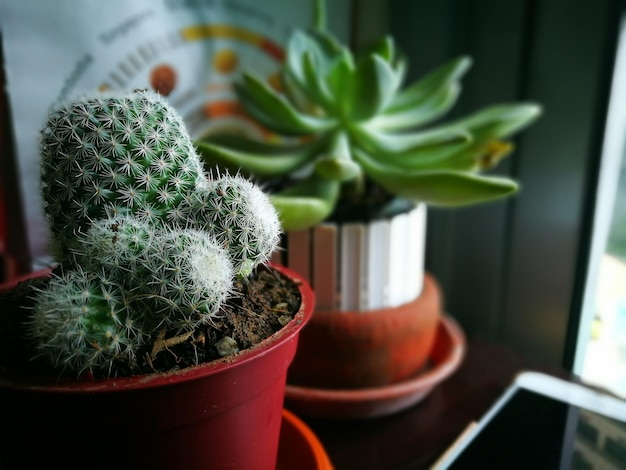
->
185 175 282 277
147 228 235 330
40 89 207 262
75 215 155 274
26 90 281 376
29 267 144 374
77 217 235 331
29 219 235 374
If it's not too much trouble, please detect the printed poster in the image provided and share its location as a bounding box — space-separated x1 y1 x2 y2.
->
0 0 351 269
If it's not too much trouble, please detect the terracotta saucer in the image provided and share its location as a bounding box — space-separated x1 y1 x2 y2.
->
284 315 466 419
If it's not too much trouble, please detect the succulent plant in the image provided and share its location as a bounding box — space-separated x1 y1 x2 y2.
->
196 0 541 231
26 90 281 376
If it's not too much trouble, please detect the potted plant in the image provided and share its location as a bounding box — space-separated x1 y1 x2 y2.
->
0 90 314 469
195 0 541 395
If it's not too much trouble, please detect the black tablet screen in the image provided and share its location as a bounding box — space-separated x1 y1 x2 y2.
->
448 389 626 469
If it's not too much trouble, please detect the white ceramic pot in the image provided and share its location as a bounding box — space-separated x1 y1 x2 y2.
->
274 204 427 312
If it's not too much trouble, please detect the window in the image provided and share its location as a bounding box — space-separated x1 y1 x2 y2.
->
576 15 626 396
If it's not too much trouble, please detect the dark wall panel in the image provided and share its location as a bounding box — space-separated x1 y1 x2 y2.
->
389 0 621 367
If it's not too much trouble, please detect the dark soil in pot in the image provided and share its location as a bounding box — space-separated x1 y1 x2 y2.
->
0 265 301 379
328 187 415 224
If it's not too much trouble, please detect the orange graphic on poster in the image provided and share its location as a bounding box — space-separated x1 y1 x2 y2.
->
150 64 177 96
213 49 239 74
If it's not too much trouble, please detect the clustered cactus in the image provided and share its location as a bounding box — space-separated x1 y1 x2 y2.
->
29 90 281 376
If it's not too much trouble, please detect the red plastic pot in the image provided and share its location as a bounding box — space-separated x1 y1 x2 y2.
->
288 272 441 389
0 264 314 470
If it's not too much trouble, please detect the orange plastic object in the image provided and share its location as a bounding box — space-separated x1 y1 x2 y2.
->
277 409 334 470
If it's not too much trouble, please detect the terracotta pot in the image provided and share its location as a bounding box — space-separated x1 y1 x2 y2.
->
288 272 441 389
0 264 314 470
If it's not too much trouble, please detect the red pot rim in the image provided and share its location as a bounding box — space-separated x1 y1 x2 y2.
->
0 263 315 393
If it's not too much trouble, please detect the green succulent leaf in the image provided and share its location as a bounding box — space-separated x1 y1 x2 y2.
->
280 71 318 116
448 103 542 141
299 51 336 111
314 131 360 181
391 52 408 90
325 48 356 115
349 54 398 121
308 29 344 61
356 104 541 171
354 148 518 206
286 29 341 85
417 103 542 170
287 32 321 85
372 137 475 171
386 56 472 114
358 36 406 85
195 135 324 177
353 123 471 157
270 173 341 231
358 35 395 63
372 81 461 130
283 30 342 114
235 73 335 135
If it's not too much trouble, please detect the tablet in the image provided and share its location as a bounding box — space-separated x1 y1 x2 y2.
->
433 371 626 469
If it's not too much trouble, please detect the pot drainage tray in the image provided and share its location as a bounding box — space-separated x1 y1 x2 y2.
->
284 315 466 419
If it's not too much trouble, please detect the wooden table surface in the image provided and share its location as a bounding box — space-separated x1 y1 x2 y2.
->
300 339 568 470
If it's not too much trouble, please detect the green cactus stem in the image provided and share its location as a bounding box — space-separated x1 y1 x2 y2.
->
40 90 207 263
31 217 236 374
29 267 144 374
77 217 235 332
75 215 154 274
186 174 281 277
